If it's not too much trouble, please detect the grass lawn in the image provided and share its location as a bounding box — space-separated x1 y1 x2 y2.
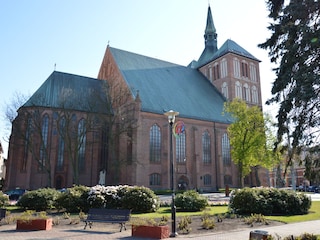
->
133 201 320 224
266 201 320 223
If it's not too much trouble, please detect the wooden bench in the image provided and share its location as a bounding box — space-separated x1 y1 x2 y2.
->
84 208 131 232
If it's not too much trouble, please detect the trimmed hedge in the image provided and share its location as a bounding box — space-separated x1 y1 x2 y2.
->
229 187 311 215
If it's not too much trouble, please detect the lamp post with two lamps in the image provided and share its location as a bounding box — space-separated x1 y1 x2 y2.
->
164 110 179 237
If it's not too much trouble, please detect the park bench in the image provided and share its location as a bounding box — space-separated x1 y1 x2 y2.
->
83 208 131 232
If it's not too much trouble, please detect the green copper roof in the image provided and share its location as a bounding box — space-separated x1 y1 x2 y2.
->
23 71 110 113
214 39 260 62
198 5 218 67
205 6 216 34
195 39 260 68
109 47 232 124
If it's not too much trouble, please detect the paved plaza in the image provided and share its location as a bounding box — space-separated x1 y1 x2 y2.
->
0 193 319 239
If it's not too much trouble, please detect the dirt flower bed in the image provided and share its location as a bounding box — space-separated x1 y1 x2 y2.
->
1 211 285 236
175 216 284 235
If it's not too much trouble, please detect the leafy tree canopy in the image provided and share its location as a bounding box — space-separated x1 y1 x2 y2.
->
259 0 320 152
224 99 274 186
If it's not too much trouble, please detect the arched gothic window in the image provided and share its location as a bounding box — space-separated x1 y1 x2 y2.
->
222 133 231 165
233 58 241 78
203 174 212 185
149 124 161 162
252 86 259 104
235 81 242 99
243 83 251 102
202 131 211 163
149 173 161 186
57 117 65 171
176 132 186 163
39 114 49 170
222 82 228 99
78 119 86 171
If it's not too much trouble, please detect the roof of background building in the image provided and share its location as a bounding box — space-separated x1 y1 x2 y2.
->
109 47 232 124
23 71 110 114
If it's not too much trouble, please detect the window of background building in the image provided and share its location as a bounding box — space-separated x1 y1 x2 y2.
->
222 133 231 165
149 124 161 162
149 173 161 186
176 132 186 163
202 131 211 163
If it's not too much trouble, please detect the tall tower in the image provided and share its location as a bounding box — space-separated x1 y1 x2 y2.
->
197 6 218 67
204 5 217 52
196 6 262 109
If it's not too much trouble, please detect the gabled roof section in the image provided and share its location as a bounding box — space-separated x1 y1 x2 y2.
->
109 47 232 124
213 39 260 62
23 71 110 114
193 39 260 68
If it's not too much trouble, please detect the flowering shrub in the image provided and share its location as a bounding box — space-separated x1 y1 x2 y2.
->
87 185 159 213
87 185 130 209
121 186 160 213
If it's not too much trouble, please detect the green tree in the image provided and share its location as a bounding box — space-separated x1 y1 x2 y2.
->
259 0 320 162
304 145 320 186
224 99 274 187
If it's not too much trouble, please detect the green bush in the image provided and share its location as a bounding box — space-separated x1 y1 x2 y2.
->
55 185 90 213
17 188 61 211
121 186 160 213
0 191 9 207
175 190 208 211
229 187 311 215
282 233 317 240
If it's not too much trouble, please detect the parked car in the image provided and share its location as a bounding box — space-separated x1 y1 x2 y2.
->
4 188 27 200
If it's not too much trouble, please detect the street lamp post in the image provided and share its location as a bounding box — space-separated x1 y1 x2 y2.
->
164 110 179 237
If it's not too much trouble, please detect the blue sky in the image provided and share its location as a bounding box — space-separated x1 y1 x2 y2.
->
0 0 276 156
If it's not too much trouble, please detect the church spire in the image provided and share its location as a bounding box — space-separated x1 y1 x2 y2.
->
204 5 217 52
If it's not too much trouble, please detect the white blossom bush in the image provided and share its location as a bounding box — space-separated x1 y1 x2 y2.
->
87 185 130 209
87 185 160 213
121 186 160 213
